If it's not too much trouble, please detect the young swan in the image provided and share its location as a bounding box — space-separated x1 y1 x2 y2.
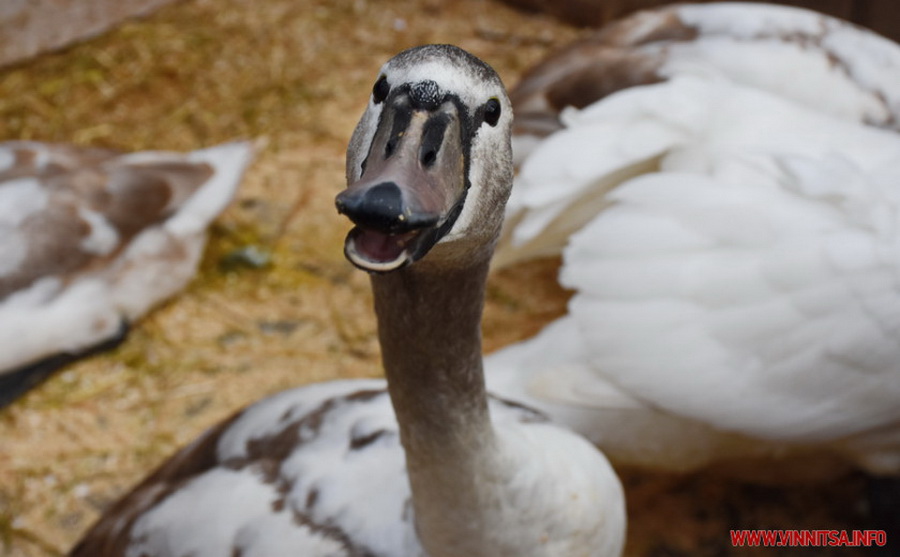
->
0 140 252 407
69 44 625 557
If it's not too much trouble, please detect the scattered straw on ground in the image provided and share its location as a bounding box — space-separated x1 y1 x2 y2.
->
0 1 879 556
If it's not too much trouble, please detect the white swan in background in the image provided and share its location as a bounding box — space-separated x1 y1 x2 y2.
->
486 2 900 475
0 140 253 407
70 45 626 557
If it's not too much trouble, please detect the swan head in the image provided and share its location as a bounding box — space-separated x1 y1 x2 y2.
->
338 44 513 273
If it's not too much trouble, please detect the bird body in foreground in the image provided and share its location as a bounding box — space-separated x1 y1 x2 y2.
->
74 379 617 556
71 45 626 557
486 2 900 476
0 141 253 407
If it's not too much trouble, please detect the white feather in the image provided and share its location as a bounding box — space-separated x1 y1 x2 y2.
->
489 3 900 474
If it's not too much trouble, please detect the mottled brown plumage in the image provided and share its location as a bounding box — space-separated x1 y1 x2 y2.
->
0 140 252 406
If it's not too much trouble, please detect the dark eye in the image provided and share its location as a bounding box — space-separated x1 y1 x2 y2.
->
373 75 390 104
483 98 501 127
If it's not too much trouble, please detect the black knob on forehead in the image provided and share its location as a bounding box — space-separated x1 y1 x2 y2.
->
409 80 442 110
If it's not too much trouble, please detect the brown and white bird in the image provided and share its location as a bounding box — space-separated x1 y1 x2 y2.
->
69 45 626 557
0 140 253 407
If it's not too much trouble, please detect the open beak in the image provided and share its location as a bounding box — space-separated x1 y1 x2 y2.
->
336 92 467 273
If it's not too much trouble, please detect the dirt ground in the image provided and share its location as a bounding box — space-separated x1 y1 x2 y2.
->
0 0 889 555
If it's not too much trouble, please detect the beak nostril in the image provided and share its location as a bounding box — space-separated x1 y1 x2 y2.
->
385 138 398 159
419 113 449 170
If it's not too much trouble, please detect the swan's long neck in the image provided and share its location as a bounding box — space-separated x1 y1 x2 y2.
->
370 252 500 553
372 253 492 451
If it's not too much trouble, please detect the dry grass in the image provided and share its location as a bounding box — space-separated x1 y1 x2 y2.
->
0 1 883 556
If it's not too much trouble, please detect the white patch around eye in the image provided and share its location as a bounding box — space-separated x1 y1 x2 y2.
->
0 178 49 227
0 228 27 278
78 207 120 256
0 149 14 172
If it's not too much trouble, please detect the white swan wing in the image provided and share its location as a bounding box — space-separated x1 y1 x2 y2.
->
658 3 900 127
484 315 775 472
497 90 688 268
485 315 642 412
552 79 900 442
489 2 900 472
501 1 900 270
509 2 900 149
498 0 900 268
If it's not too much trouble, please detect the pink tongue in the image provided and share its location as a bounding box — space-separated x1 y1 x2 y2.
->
355 229 412 262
